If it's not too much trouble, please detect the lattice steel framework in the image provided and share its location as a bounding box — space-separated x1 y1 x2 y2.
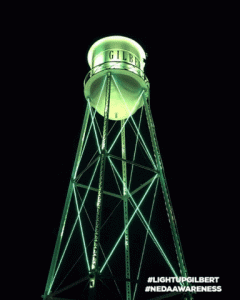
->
42 71 193 300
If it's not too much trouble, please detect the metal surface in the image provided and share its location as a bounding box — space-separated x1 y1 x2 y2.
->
88 72 111 299
43 36 193 300
121 119 131 300
143 92 189 279
43 106 90 300
87 36 146 71
84 69 148 120
74 182 123 199
108 153 158 174
84 36 149 120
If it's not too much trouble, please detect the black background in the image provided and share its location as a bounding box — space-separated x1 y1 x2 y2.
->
17 5 230 300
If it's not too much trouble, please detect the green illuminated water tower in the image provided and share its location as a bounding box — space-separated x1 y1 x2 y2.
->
43 36 193 300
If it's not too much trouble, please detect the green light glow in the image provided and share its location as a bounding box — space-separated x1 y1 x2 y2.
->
108 88 144 153
52 209 79 287
128 106 143 190
87 36 146 69
80 77 106 164
73 186 90 271
111 75 156 169
52 158 100 285
86 98 101 153
44 36 189 300
78 157 100 214
100 157 157 273
76 104 92 171
101 158 182 282
133 179 159 300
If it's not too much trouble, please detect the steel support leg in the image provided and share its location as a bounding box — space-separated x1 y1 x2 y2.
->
43 105 90 299
121 119 132 300
88 73 111 299
143 91 189 281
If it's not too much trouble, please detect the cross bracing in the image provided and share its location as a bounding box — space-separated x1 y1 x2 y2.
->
43 73 191 300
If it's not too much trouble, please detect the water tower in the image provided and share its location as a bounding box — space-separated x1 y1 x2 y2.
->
43 36 193 300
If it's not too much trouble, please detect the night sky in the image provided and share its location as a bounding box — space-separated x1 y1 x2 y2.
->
25 11 228 300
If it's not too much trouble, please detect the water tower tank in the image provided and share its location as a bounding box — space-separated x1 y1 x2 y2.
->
84 36 149 120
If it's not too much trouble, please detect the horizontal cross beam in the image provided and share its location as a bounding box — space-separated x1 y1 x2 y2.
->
108 153 158 174
75 176 158 201
48 276 89 297
74 182 123 199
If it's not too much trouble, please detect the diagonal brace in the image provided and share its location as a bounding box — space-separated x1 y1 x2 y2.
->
106 157 182 281
143 92 188 279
